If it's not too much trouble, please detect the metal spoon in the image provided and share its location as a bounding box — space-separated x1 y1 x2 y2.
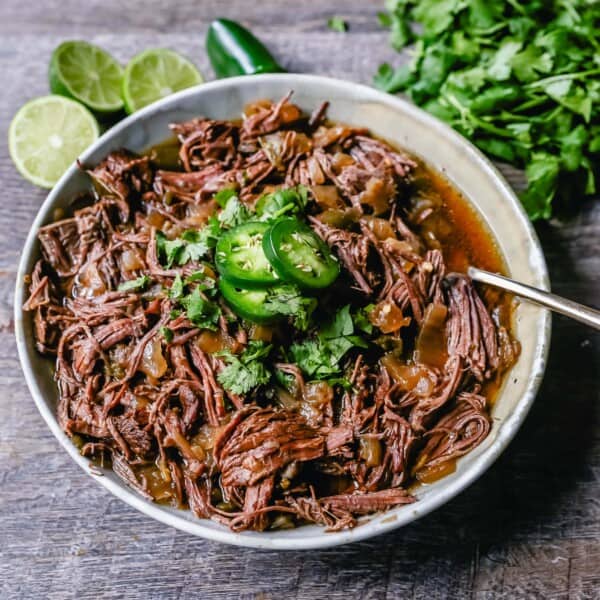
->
467 266 600 330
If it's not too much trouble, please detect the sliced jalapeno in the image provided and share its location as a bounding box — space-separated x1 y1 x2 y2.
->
215 221 278 289
262 218 339 289
218 278 279 324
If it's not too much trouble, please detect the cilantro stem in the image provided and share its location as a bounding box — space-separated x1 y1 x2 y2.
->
505 0 526 15
445 94 514 139
510 95 550 114
527 68 600 89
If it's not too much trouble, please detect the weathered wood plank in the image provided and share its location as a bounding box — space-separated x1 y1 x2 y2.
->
0 1 598 599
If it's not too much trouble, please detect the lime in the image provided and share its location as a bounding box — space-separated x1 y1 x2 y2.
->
49 41 124 114
8 95 99 188
122 48 203 114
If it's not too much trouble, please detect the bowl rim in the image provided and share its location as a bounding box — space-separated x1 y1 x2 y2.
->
14 73 551 550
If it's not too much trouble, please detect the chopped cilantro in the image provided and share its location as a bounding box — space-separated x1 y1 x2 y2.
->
256 185 310 221
217 341 273 395
290 305 367 379
160 326 174 343
168 274 184 299
156 232 184 268
184 270 217 296
218 194 251 228
214 187 238 208
354 304 375 335
180 286 221 331
264 284 317 331
156 226 214 268
117 275 151 292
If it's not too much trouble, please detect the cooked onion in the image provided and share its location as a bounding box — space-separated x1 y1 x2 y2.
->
381 354 435 395
359 436 382 467
360 177 394 215
121 249 144 271
363 216 396 241
311 185 342 209
140 337 167 379
415 303 448 368
369 301 411 334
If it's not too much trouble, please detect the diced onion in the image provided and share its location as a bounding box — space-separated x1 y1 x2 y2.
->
369 301 411 334
250 324 274 343
359 437 382 467
311 185 342 209
121 249 144 271
381 354 434 395
359 177 393 215
196 330 229 354
415 303 448 368
140 337 167 379
363 216 396 241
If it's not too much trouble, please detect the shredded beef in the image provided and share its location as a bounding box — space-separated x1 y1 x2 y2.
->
23 93 519 533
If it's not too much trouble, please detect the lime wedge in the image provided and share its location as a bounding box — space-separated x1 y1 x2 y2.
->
8 95 99 188
49 41 124 114
122 48 203 114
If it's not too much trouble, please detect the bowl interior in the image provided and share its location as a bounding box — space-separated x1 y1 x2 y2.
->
14 74 550 550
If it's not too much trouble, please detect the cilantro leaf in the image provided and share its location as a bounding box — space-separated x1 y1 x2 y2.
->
520 153 560 220
327 16 348 33
354 305 374 335
375 0 600 220
217 341 272 395
218 194 251 228
184 271 217 296
256 186 309 221
156 231 184 268
320 304 354 339
264 285 317 331
290 305 367 379
156 223 216 268
160 326 174 343
374 63 413 93
180 286 221 331
176 230 210 264
118 275 151 292
290 339 340 379
169 274 184 299
214 188 238 208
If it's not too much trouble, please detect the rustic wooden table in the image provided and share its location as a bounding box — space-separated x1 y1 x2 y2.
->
1 1 598 598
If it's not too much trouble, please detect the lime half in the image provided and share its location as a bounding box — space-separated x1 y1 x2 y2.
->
122 48 203 114
9 95 99 188
49 41 124 114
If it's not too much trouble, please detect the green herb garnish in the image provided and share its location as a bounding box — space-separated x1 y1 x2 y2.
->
256 185 310 221
160 326 174 343
218 341 273 395
290 305 367 379
264 284 317 331
375 0 600 219
168 274 184 299
327 17 348 33
117 275 151 292
218 194 252 228
179 286 221 331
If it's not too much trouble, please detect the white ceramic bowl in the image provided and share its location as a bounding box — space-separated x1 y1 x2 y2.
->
15 74 550 550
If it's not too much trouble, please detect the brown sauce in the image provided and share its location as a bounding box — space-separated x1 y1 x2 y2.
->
407 160 514 416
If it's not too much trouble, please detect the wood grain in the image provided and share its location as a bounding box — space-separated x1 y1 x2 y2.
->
0 1 598 599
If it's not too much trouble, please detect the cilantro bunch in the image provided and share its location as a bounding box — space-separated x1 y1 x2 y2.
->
375 0 600 220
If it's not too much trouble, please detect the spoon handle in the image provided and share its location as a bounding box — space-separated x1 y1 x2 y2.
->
468 266 600 331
